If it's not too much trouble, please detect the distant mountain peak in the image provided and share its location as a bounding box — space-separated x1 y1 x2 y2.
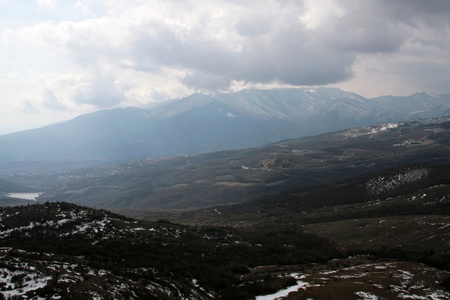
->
147 93 215 119
0 88 449 167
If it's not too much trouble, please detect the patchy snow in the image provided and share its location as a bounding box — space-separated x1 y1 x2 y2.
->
320 270 338 275
0 267 52 298
356 291 379 300
365 168 430 197
255 273 309 300
394 270 414 281
342 122 399 139
429 291 450 300
255 281 309 300
255 259 450 300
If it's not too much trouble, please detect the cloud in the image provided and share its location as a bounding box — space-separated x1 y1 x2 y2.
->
36 0 56 10
332 0 450 97
96 0 448 91
73 72 125 107
1 0 450 119
182 72 231 92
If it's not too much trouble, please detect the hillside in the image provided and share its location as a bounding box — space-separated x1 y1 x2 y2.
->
0 202 339 299
36 116 450 211
0 201 449 299
0 179 35 194
0 179 37 206
1 117 450 298
1 88 450 170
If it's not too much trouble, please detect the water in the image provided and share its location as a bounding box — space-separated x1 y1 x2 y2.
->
6 193 42 201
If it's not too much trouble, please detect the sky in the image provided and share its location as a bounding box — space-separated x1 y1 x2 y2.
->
1 0 450 135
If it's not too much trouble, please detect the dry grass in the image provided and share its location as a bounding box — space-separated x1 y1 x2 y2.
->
303 215 450 255
252 256 450 300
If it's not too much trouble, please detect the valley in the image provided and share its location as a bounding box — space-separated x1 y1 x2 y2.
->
33 116 450 212
0 112 450 298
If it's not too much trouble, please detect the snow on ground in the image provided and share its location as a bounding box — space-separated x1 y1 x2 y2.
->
0 267 52 299
254 281 309 300
355 291 379 300
341 122 399 139
253 259 450 300
364 168 430 197
255 274 309 300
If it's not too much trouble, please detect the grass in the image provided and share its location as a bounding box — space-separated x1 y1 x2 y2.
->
303 215 450 255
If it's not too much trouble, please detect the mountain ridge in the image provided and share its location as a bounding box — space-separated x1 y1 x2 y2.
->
1 88 450 170
35 116 450 212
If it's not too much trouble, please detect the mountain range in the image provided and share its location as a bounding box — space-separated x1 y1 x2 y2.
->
1 89 450 299
1 88 450 170
34 116 450 213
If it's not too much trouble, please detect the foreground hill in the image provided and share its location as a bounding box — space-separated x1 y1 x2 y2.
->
0 202 339 299
37 116 450 211
0 88 449 171
0 201 449 299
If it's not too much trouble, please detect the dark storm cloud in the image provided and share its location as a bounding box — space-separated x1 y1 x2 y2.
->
52 0 450 96
182 72 231 91
109 0 448 91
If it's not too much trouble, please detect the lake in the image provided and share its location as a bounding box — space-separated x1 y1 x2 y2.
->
7 193 42 201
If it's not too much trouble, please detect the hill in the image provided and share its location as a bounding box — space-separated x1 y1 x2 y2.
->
0 202 339 299
1 117 450 298
0 200 449 299
36 116 450 211
1 88 449 171
0 179 35 194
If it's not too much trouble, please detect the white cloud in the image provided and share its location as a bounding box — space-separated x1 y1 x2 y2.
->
299 0 346 30
36 0 56 10
1 0 450 133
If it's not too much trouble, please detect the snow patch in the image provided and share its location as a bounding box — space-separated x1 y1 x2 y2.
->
342 123 399 138
255 273 308 300
355 291 379 300
365 168 430 197
0 267 52 298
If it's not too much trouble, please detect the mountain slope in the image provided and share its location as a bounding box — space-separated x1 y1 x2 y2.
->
214 88 366 120
1 202 449 300
37 116 450 211
1 88 450 168
0 107 155 162
0 179 35 194
372 92 450 119
0 202 339 299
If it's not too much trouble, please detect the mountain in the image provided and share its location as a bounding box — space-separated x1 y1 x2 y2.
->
2 115 450 299
37 116 450 212
371 92 450 119
1 88 450 170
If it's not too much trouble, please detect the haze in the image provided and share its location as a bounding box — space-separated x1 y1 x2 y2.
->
1 0 450 134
